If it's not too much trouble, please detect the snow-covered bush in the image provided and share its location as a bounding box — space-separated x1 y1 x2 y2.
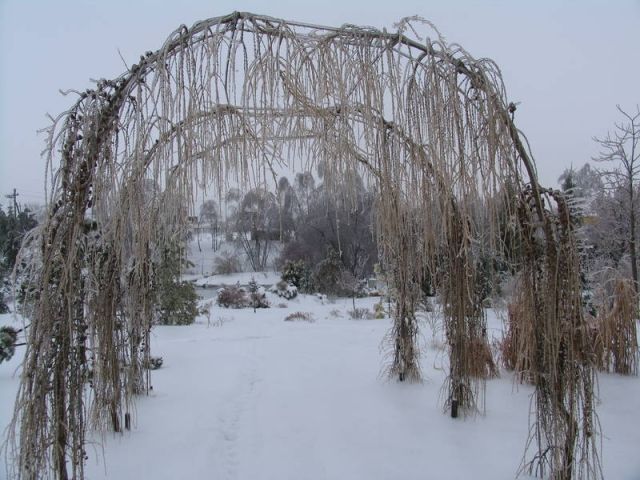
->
217 284 248 308
144 356 163 370
248 278 270 309
281 260 312 292
312 248 346 296
269 280 298 300
0 325 18 364
249 293 270 309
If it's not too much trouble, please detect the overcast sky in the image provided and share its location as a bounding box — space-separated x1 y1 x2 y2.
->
1 0 638 206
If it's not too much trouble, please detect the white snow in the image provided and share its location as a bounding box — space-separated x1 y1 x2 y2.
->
1 287 640 479
188 271 282 289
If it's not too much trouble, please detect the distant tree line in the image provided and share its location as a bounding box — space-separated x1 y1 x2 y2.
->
558 106 640 304
198 169 378 295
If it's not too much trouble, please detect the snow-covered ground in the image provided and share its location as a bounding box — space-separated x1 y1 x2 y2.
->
2 285 639 479
187 271 282 289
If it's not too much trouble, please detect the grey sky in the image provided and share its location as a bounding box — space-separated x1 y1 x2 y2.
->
1 0 638 206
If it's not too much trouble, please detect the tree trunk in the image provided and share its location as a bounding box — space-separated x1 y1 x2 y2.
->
629 184 638 298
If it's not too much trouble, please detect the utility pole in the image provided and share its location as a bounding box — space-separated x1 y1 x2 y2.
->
5 189 19 218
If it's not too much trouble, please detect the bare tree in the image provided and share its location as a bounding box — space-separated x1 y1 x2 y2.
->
594 105 640 294
235 188 278 271
280 173 377 279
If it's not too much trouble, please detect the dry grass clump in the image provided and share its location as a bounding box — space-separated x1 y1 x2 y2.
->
499 277 536 383
593 279 639 375
438 208 498 417
467 336 499 379
284 311 314 323
348 308 374 320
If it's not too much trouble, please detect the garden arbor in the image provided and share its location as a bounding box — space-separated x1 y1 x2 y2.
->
7 12 600 480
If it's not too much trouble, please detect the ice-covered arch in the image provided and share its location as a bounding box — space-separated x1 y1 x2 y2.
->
7 12 600 480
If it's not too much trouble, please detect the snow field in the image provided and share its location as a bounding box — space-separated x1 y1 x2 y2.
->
1 293 640 479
